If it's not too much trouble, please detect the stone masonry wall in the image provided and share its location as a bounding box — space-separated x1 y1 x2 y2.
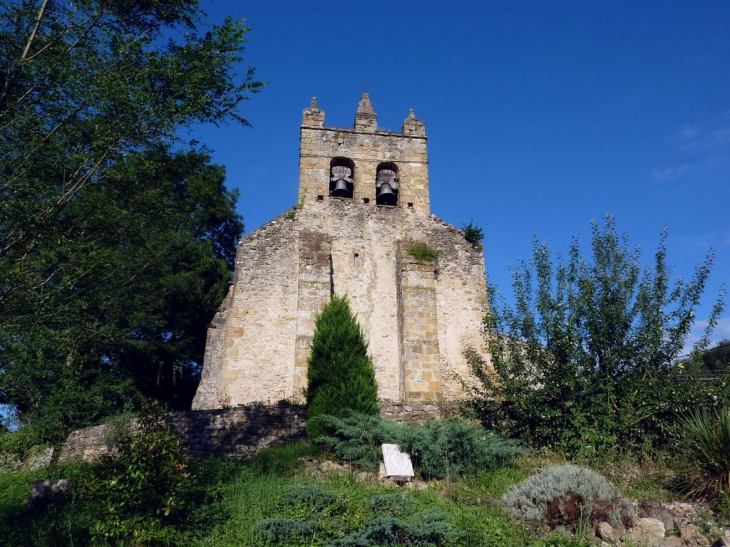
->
379 402 456 424
193 197 488 408
298 126 430 215
57 403 451 463
193 289 232 407
427 217 489 398
193 95 489 410
293 231 333 395
192 218 301 409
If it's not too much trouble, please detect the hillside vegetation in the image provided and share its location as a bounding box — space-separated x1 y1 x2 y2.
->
0 437 628 547
3 397 730 546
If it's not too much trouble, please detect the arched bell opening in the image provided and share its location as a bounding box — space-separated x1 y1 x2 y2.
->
329 157 354 199
375 162 399 206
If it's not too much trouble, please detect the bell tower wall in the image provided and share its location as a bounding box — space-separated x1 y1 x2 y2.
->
298 94 430 215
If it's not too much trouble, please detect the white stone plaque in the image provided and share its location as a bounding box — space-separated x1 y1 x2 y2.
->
381 443 414 479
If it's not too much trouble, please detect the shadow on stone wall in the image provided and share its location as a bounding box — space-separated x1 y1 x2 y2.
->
169 404 307 458
55 402 457 465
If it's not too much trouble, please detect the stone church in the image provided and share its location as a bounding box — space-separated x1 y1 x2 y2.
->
192 94 489 410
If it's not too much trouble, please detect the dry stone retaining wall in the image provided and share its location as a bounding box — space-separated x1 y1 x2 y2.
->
168 405 307 458
56 403 453 463
0 445 54 472
57 424 119 464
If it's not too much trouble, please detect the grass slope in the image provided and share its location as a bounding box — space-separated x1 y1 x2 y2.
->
0 440 682 547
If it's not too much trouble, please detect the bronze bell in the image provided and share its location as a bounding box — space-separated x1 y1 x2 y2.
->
376 182 397 205
331 179 350 197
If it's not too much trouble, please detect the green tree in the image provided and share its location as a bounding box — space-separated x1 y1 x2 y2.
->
0 0 262 437
700 339 730 373
2 148 243 432
306 295 378 439
465 216 726 455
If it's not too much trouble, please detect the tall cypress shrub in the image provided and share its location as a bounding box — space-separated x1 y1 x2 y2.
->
306 294 378 439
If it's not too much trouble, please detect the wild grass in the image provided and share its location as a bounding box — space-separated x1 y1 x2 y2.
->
406 241 441 262
0 463 92 546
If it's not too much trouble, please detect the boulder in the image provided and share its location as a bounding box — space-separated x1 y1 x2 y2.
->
596 521 621 543
679 523 710 547
26 479 70 509
628 517 666 547
27 480 52 509
51 479 69 500
640 502 676 532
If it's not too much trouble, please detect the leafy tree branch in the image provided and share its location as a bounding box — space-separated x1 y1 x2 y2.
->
0 0 261 438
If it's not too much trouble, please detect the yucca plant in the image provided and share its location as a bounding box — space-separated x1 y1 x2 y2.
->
678 406 730 500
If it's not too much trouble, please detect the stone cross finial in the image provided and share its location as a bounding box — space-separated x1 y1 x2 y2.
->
302 96 324 127
354 93 378 132
401 108 425 137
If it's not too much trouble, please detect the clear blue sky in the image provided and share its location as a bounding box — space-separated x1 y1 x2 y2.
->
190 1 730 350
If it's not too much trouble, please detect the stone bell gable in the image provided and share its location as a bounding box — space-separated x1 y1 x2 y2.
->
192 94 489 410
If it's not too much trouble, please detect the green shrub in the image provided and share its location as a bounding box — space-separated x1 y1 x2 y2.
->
306 295 378 440
253 483 347 545
405 241 441 262
677 405 730 501
502 464 634 531
366 493 419 516
0 425 46 460
83 401 192 545
331 512 459 546
318 412 523 480
315 412 403 469
252 484 460 547
407 418 524 479
461 219 484 249
280 483 346 517
254 518 323 546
